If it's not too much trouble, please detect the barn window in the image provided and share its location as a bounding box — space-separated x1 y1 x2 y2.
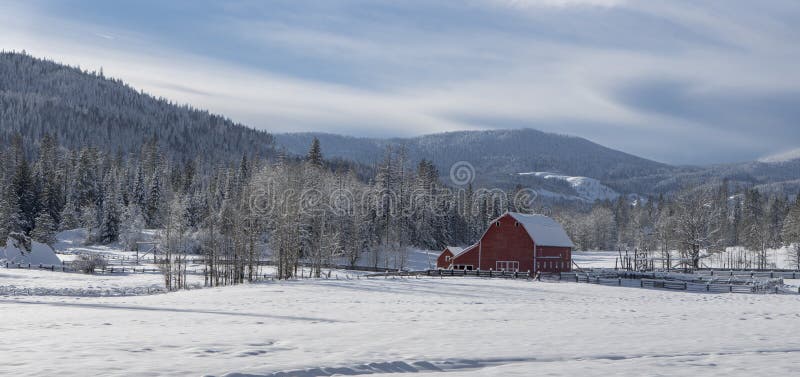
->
515 221 520 227
445 256 451 262
495 221 501 227
496 261 519 272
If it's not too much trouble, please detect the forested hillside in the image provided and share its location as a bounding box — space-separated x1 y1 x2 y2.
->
275 130 675 187
0 51 274 163
275 131 800 197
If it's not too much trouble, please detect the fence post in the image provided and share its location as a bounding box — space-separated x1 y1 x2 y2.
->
618 278 622 286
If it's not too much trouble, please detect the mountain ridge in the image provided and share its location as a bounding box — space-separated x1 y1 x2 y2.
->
0 51 274 164
1 51 796 198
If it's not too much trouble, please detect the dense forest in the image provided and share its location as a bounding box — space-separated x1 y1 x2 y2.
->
0 51 274 164
2 133 799 289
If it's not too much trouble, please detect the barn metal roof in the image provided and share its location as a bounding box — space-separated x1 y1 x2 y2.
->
505 212 575 248
444 246 464 255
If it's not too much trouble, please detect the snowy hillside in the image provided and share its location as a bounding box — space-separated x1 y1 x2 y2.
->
518 172 621 202
758 148 800 163
274 129 672 188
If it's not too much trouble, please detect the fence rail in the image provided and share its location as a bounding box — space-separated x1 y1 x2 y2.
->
3 262 161 274
418 269 533 279
416 268 798 294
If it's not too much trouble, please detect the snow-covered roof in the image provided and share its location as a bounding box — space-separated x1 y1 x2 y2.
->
450 244 478 259
505 212 574 248
443 246 464 255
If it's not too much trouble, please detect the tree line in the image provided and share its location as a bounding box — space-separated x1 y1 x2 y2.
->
2 133 799 290
555 183 800 269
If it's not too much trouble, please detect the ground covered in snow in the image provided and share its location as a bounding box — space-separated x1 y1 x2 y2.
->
2 277 800 376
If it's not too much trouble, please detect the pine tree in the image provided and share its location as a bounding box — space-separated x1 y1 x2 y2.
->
59 194 81 230
0 185 21 240
31 210 57 245
146 172 163 227
741 189 767 268
782 198 800 270
99 191 121 244
11 156 37 233
133 165 146 209
307 137 323 167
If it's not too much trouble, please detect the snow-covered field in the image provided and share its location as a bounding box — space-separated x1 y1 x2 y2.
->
572 250 618 269
4 232 800 376
2 277 800 376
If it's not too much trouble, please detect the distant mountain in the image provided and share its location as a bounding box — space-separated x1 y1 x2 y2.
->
275 130 799 198
0 52 274 163
275 129 673 187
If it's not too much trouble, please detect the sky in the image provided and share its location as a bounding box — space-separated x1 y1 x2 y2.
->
1 0 798 165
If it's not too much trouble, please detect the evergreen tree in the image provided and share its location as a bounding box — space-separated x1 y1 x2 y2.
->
59 194 81 230
741 189 767 268
0 185 21 240
146 172 163 227
98 190 121 243
11 156 37 233
307 137 323 167
782 197 800 270
30 210 57 245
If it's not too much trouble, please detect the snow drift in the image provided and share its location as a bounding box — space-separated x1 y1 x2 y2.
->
0 233 61 266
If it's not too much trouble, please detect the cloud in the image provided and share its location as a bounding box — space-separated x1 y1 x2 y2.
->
489 0 626 8
0 0 798 164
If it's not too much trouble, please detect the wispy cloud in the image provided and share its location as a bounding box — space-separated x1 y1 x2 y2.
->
489 0 626 9
0 0 798 164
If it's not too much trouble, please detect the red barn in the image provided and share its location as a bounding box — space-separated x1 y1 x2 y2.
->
436 212 574 273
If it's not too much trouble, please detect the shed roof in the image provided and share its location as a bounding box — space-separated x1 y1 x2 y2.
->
443 246 464 255
505 212 574 248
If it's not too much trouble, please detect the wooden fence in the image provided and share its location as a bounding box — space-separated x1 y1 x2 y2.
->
183 258 398 273
417 269 532 278
416 268 798 294
566 275 787 294
4 262 160 274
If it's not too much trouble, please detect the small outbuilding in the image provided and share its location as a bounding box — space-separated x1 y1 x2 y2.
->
436 212 574 273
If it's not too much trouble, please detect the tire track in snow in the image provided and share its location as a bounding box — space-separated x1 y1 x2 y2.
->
217 348 800 377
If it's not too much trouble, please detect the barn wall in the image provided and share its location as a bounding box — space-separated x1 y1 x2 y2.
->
451 246 479 269
436 250 454 269
535 246 572 272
